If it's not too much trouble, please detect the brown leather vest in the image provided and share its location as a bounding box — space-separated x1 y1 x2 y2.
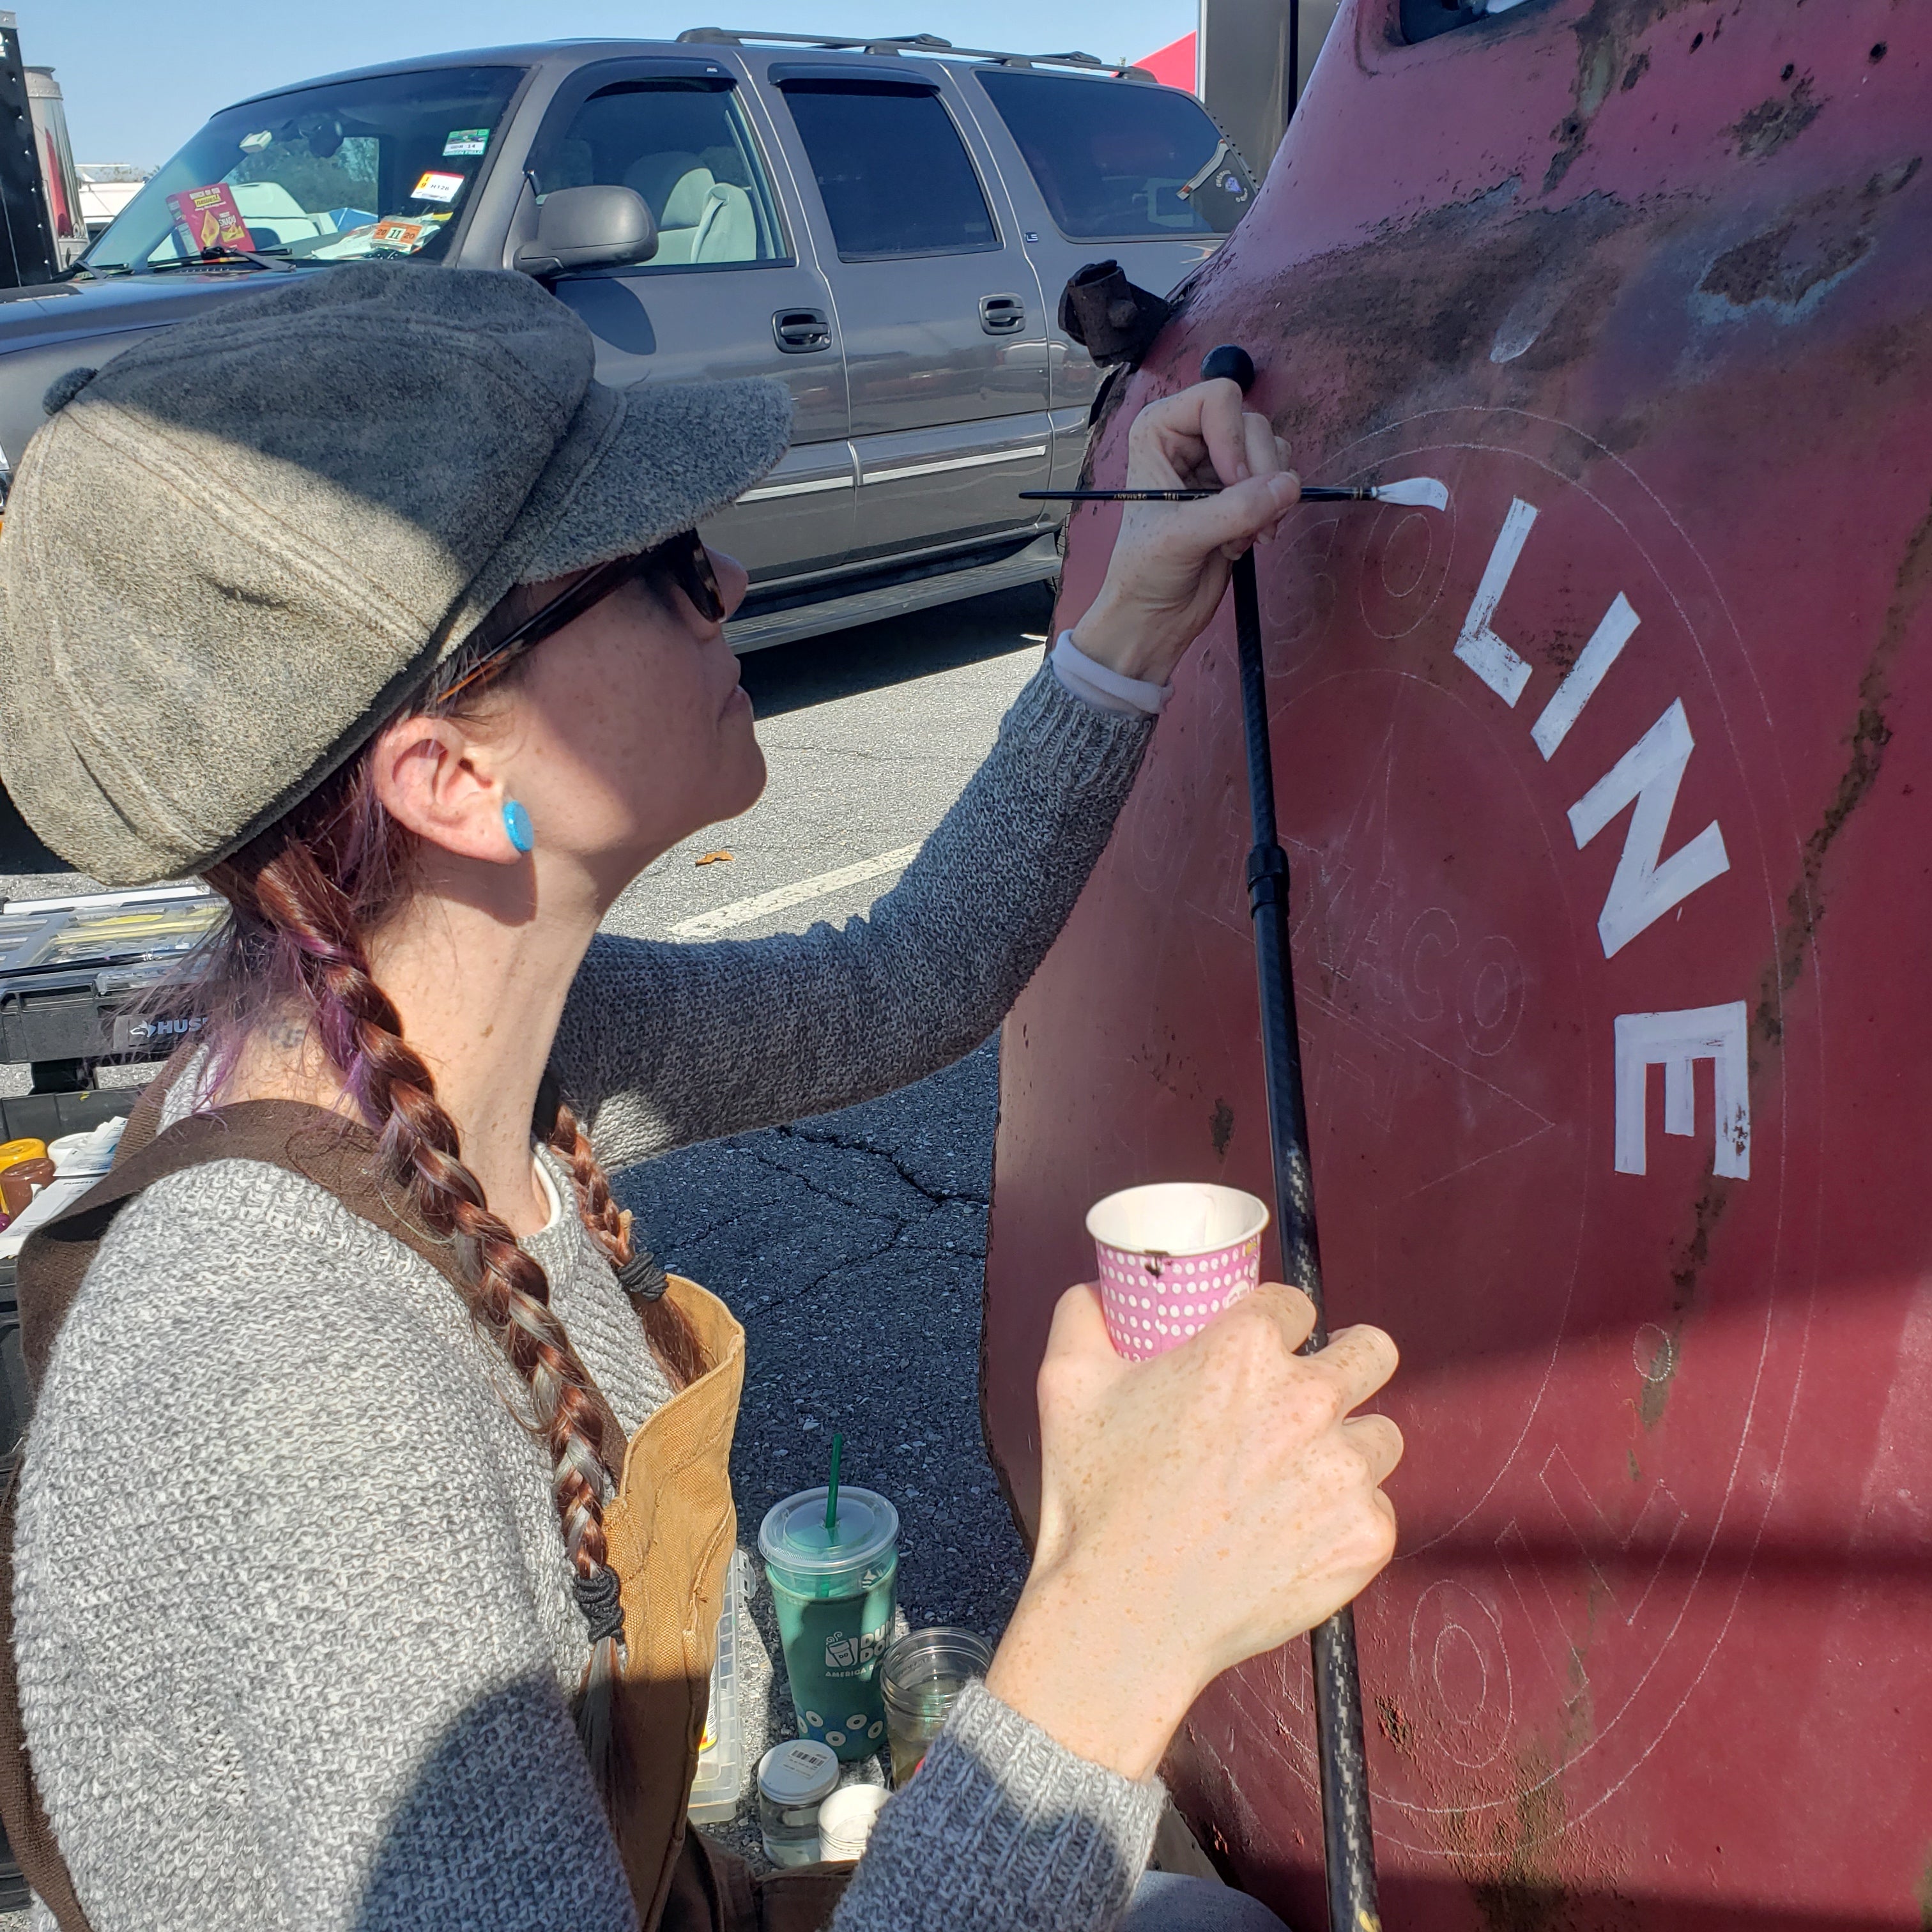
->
0 1075 849 1932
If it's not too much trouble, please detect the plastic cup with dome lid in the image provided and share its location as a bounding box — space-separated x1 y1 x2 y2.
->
758 1475 899 1761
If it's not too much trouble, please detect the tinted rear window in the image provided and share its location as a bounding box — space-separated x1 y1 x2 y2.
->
976 70 1254 239
782 82 998 259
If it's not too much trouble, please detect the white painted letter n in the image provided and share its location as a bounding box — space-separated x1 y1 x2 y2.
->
1568 700 1729 959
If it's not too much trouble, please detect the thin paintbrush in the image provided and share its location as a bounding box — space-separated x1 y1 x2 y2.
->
1020 477 1450 509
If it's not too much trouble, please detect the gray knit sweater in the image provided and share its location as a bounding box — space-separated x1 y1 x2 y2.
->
14 667 1167 1932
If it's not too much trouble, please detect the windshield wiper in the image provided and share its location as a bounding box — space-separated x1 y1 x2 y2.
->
138 246 298 275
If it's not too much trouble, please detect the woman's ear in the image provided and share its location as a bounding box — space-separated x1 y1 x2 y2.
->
368 713 519 865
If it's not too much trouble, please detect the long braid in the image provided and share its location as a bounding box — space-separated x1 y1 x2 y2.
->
206 806 635 1796
172 579 699 1804
548 1099 704 1390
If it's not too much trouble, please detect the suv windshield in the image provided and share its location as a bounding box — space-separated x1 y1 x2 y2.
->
974 70 1254 240
82 66 525 273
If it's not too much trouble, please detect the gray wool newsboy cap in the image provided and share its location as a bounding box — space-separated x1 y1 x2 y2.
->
0 261 791 885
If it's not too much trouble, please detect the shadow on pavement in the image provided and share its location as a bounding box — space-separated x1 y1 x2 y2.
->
738 584 1054 720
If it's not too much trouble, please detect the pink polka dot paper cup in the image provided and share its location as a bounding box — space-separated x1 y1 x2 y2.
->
1086 1183 1269 1361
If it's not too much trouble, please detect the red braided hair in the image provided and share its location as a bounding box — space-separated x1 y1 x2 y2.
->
175 613 700 1797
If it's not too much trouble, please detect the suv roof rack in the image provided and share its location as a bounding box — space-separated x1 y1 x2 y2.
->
675 28 1156 80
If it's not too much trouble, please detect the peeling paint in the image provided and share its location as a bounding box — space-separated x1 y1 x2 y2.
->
1698 158 1922 321
1729 75 1823 162
1754 489 1932 1052
1377 1695 1417 1756
1209 1096 1235 1159
1544 0 1701 195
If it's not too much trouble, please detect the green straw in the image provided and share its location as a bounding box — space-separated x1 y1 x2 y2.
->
825 1432 844 1531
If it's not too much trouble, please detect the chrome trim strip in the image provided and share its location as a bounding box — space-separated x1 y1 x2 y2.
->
736 473 855 503
726 532 1060 654
860 443 1049 486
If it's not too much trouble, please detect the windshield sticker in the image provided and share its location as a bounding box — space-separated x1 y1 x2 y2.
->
410 170 466 204
166 183 254 256
442 128 489 157
369 215 440 253
238 130 273 152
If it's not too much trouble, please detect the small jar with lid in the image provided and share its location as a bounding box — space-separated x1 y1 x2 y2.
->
757 1739 840 1867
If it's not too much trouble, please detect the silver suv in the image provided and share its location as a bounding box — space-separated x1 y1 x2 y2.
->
1 29 1255 651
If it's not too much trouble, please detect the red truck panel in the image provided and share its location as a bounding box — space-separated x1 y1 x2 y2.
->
983 3 1932 1926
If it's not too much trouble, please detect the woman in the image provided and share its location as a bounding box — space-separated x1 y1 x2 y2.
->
0 264 1400 1932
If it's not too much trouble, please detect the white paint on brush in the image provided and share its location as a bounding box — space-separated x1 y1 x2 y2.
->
1371 476 1450 510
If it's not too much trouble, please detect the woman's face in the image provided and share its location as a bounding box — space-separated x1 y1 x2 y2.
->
483 544 765 903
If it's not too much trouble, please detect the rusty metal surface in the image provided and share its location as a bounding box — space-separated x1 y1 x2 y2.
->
980 2 1932 1926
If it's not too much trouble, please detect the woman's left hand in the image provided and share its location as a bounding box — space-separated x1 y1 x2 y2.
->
1067 376 1300 686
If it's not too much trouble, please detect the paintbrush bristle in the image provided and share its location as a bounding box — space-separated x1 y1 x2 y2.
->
1371 477 1450 510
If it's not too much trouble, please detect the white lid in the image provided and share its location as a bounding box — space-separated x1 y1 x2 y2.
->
758 1738 840 1807
816 1782 889 1855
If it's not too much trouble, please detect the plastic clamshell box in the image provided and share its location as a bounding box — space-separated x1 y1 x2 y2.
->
687 1549 749 1823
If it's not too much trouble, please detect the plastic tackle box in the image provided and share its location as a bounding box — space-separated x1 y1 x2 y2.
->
688 1549 749 1824
0 885 220 1068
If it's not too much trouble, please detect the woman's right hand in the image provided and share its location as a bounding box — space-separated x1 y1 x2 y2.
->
984 1284 1401 1782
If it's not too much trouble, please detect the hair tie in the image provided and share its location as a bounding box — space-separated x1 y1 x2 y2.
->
617 1247 669 1301
574 1565 625 1646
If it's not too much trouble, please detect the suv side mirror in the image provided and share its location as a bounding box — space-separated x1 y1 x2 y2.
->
514 185 659 279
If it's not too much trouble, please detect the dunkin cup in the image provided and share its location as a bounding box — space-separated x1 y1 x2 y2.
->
1086 1183 1269 1360
760 1485 899 1761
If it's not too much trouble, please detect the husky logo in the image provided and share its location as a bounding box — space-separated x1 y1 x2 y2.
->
112 1013 207 1050
125 1016 204 1042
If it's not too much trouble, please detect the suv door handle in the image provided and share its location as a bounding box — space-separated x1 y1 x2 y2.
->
979 293 1026 336
772 307 832 353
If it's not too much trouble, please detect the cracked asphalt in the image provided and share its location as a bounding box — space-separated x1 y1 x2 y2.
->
621 1035 1023 1634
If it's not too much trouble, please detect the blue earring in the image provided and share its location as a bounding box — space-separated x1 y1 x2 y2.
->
502 799 534 855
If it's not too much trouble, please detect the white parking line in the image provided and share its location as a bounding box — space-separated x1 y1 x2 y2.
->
671 845 922 939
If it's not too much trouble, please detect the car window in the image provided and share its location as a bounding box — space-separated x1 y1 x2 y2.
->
528 77 785 269
974 70 1254 240
82 67 525 272
781 81 998 260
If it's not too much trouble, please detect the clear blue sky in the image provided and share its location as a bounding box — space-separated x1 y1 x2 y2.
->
32 0 1197 167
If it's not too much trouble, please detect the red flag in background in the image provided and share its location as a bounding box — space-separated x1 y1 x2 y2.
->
1137 30 1197 91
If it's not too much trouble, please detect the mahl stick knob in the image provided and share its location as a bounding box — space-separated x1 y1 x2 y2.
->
1200 344 1257 393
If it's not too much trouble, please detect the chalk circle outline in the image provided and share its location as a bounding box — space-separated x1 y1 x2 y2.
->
1407 1579 1515 1773
1634 1322 1676 1384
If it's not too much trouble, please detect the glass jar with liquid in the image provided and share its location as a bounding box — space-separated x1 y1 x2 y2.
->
880 1627 995 1787
757 1739 841 1867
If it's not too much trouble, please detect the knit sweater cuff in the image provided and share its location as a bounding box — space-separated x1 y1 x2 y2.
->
837 1680 1165 1932
1000 660 1157 799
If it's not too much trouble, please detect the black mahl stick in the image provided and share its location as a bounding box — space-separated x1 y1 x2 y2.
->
1197 341 1382 1932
